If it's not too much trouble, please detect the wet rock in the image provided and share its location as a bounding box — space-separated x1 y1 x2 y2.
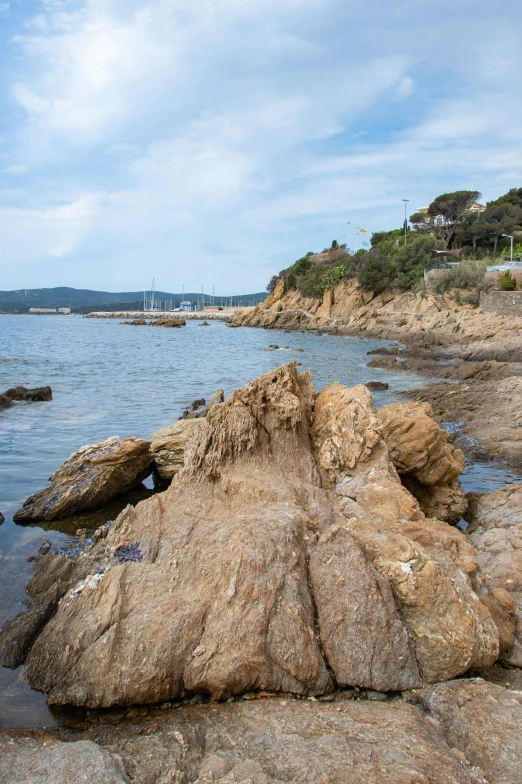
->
180 388 225 420
22 365 499 708
0 393 14 408
402 475 468 526
423 678 522 784
199 321 210 326
0 735 128 784
0 512 4 524
4 385 52 402
13 436 152 522
364 381 389 390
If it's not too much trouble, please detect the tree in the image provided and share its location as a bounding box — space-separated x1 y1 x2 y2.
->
266 275 279 293
474 203 522 255
331 240 339 250
427 190 481 249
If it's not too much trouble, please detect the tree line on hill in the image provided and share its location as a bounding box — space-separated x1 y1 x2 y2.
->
268 187 522 297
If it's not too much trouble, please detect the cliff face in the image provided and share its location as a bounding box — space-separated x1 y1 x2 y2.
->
235 277 522 349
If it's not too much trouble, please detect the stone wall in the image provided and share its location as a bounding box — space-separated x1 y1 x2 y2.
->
480 290 522 317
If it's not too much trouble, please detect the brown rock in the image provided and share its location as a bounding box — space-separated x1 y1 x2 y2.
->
0 735 128 784
402 475 468 525
0 393 14 408
423 678 522 784
20 365 500 708
378 401 466 485
150 418 202 479
4 385 52 402
466 483 522 666
13 436 152 522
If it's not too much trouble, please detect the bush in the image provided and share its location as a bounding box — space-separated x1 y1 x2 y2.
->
314 264 349 295
497 271 517 291
433 261 488 294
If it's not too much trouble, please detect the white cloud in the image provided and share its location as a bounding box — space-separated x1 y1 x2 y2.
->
1 0 522 291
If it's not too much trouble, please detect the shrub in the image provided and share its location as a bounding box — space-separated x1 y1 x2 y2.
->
433 260 488 294
497 271 517 291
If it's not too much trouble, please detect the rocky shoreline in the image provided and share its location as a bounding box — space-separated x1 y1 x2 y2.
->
234 279 522 468
2 360 522 782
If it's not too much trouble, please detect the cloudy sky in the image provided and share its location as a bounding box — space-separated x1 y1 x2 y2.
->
1 0 521 294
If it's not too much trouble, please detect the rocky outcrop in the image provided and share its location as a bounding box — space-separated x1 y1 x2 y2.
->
15 363 503 709
4 385 52 401
13 436 152 522
466 483 522 666
378 400 467 524
123 316 186 327
181 388 225 420
0 735 128 784
423 678 522 784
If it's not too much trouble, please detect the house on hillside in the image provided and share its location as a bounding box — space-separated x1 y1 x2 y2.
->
414 202 486 228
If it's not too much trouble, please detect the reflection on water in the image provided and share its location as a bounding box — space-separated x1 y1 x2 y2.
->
0 314 520 729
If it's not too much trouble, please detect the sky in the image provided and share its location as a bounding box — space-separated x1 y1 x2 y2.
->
0 0 521 295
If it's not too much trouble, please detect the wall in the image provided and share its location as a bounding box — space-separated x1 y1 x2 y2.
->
480 290 522 317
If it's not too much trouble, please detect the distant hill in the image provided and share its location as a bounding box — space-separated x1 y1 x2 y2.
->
0 287 266 313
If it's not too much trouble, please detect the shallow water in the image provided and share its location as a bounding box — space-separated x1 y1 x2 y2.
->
0 314 520 728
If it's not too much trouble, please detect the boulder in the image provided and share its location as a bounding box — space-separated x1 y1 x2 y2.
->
4 385 52 402
0 393 14 408
466 483 522 666
20 364 500 708
423 678 522 784
365 380 389 390
378 400 467 523
0 736 128 784
13 436 152 522
150 418 202 479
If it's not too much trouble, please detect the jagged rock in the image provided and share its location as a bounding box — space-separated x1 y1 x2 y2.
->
20 365 500 708
466 483 522 666
422 678 522 784
378 400 467 523
0 735 128 784
378 401 465 485
150 418 202 479
4 385 52 402
0 393 14 408
180 388 225 420
13 436 152 522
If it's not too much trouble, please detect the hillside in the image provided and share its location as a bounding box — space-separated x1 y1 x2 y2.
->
0 287 266 313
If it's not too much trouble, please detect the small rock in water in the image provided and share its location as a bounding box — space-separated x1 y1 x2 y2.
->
38 539 51 556
4 385 52 402
267 344 279 350
0 512 4 525
365 381 389 391
198 321 210 326
0 394 14 409
191 398 206 410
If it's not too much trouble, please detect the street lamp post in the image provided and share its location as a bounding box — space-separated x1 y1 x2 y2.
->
402 199 409 246
502 233 514 263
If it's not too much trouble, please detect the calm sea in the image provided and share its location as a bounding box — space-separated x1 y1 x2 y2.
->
0 314 520 728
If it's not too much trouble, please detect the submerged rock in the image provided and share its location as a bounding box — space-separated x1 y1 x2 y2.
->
13 436 152 522
4 385 52 402
0 393 14 408
17 364 502 708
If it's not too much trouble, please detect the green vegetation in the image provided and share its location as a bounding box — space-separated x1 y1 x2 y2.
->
497 271 517 291
267 186 522 300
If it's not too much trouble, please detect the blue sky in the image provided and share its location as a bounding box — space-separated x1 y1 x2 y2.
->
0 0 521 294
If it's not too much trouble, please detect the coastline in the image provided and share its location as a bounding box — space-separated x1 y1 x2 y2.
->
234 278 522 467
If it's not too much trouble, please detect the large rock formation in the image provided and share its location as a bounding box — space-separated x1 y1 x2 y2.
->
14 436 152 522
378 400 468 524
466 483 522 666
150 419 202 480
12 363 503 708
